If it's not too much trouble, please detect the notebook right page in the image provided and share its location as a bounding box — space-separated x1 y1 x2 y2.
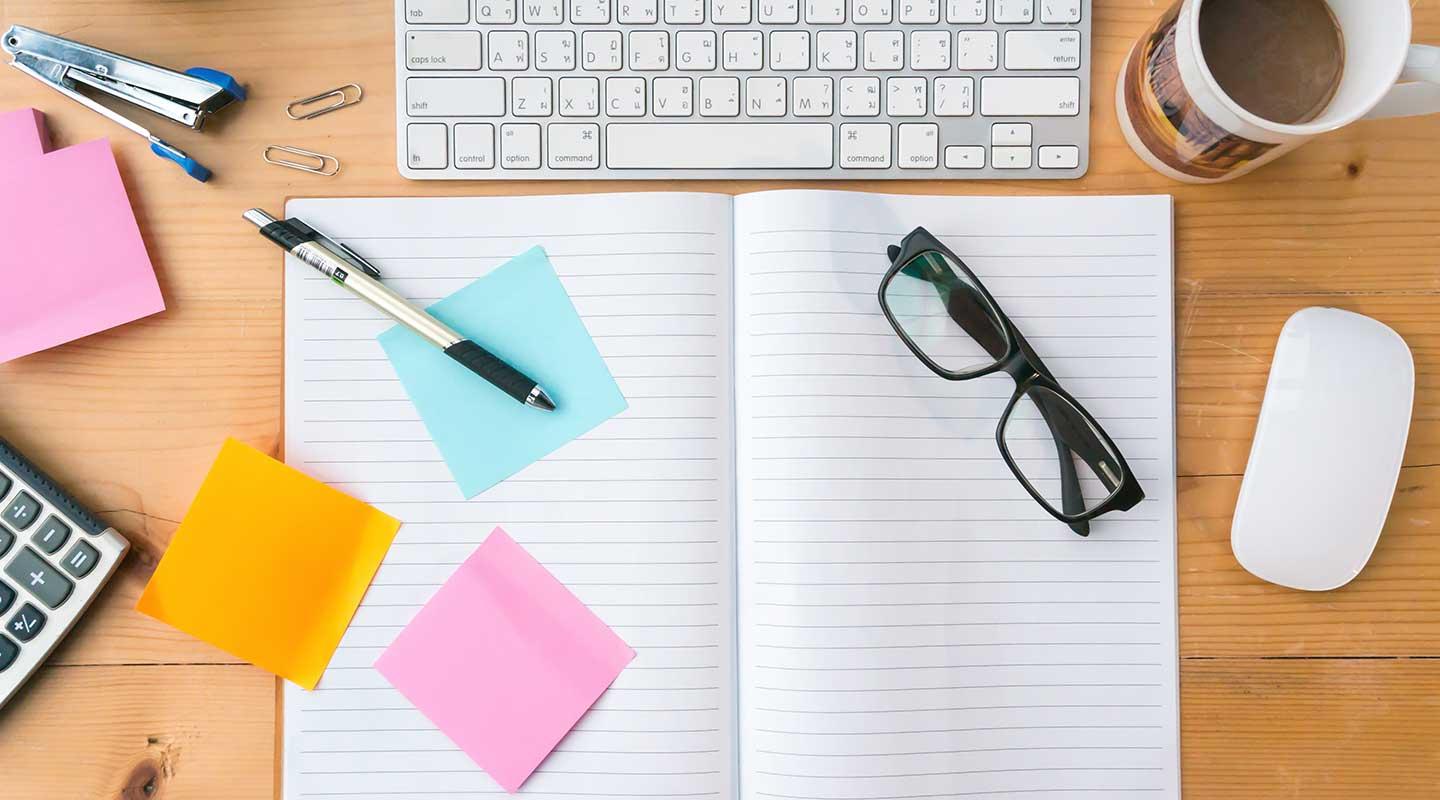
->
732 190 1179 800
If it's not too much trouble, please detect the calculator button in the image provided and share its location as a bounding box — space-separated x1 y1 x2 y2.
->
32 516 71 555
61 541 99 580
0 470 11 499
3 548 73 609
0 581 14 615
2 491 41 531
7 603 45 643
0 635 17 673
0 526 12 559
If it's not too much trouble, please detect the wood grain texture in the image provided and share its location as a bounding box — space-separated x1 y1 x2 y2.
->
0 0 1437 795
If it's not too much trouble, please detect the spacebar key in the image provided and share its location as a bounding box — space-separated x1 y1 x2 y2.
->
607 123 834 169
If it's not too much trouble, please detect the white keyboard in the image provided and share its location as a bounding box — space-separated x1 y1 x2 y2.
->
395 0 1090 179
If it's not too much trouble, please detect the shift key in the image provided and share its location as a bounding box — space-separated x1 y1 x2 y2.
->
406 31 483 71
980 77 1081 117
4 547 73 609
407 77 506 116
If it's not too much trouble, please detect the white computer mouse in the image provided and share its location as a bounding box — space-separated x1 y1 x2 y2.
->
1231 307 1414 592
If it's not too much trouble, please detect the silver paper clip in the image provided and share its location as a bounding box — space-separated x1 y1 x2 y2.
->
287 84 363 121
2 25 245 182
263 145 341 176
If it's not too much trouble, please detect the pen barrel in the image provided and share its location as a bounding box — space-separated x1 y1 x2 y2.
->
444 340 536 404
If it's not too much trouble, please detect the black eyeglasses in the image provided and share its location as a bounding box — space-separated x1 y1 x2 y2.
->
877 227 1145 537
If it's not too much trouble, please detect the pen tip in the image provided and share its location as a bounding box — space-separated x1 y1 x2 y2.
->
528 387 557 412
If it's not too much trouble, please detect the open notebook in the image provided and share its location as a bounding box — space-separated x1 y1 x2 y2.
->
283 190 1179 800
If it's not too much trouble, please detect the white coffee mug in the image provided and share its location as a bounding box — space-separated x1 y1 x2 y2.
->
1117 0 1440 183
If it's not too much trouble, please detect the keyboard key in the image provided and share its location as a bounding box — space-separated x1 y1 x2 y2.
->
699 76 741 116
2 491 39 531
946 0 983 22
839 122 890 168
406 31 483 71
559 76 601 116
489 31 530 69
61 541 99 579
6 604 44 643
886 76 926 116
676 31 717 69
898 0 937 23
957 30 997 70
816 31 857 70
666 0 706 22
0 635 16 673
525 0 565 22
745 76 786 116
548 123 602 167
1039 144 1080 168
406 123 450 168
570 0 611 22
723 31 763 70
793 76 834 116
0 581 14 616
769 31 810 70
758 0 799 23
839 76 881 116
619 0 658 21
897 122 937 168
805 0 844 23
512 76 554 116
405 0 470 23
992 145 1033 168
851 0 891 24
476 0 517 22
455 123 497 168
606 123 833 168
943 145 982 168
934 76 974 116
500 123 543 168
606 76 647 115
31 516 70 555
4 548 73 609
991 122 1032 146
993 0 1033 23
712 0 753 23
862 31 902 70
980 76 1081 116
536 31 577 70
1040 0 1081 23
910 30 950 70
653 77 694 116
1005 30 1081 70
582 31 623 70
407 77 506 116
629 31 670 69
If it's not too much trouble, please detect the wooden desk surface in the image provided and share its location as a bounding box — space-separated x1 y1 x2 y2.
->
1 0 1437 796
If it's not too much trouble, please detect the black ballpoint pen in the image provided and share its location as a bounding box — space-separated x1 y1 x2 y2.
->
243 208 556 412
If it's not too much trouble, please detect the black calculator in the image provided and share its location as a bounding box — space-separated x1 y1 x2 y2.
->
0 438 129 709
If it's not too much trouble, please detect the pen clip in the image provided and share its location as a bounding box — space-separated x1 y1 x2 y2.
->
333 240 383 279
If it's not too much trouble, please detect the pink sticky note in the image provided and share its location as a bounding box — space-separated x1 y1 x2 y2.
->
375 528 635 793
0 108 165 364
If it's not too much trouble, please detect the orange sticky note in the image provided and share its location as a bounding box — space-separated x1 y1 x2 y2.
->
136 438 400 689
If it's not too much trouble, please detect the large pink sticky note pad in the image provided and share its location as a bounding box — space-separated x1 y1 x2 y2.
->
375 528 635 793
0 108 164 364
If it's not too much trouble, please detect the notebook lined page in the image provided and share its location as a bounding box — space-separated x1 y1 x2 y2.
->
282 194 738 800
732 192 1179 800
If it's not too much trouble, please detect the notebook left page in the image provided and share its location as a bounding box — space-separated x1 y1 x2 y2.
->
282 194 738 800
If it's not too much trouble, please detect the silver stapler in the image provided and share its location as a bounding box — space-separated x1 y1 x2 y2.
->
2 25 245 182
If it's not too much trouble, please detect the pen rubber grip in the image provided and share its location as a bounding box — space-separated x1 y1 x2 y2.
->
444 340 535 404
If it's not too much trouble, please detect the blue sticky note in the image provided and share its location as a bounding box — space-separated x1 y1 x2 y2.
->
378 247 626 498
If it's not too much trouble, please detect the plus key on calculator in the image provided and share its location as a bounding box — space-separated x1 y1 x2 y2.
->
0 438 129 709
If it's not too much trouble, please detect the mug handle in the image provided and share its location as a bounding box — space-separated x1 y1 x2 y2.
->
1365 45 1440 120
